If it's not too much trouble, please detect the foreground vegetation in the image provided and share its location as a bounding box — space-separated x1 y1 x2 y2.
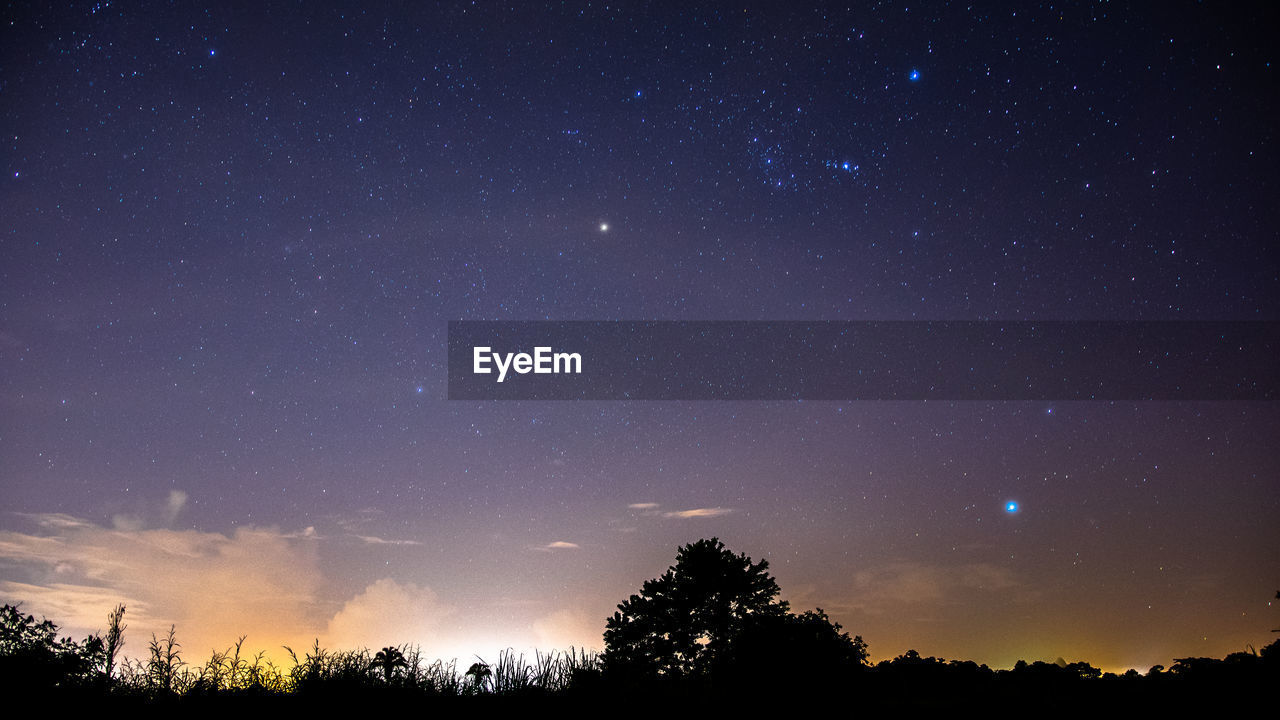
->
2 601 1275 710
0 603 600 700
3 538 1276 709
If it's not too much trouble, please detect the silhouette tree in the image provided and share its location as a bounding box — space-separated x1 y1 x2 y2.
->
737 608 868 674
0 604 106 690
603 538 790 679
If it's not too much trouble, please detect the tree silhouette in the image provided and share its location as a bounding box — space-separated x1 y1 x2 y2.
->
603 537 789 679
732 608 869 681
0 603 106 690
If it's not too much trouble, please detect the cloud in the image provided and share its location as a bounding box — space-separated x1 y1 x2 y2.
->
106 489 188 532
0 581 130 629
333 508 385 533
836 561 1025 614
0 512 326 658
352 534 422 546
111 514 144 532
164 490 187 525
324 578 454 652
333 510 425 546
14 513 93 530
625 502 734 520
662 507 734 519
0 507 604 664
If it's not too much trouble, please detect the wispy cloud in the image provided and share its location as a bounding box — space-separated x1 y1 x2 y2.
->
627 502 659 510
329 509 420 545
662 507 734 519
332 508 385 533
353 534 422 546
542 541 580 550
827 561 1029 615
164 490 187 525
107 489 190 532
13 513 92 530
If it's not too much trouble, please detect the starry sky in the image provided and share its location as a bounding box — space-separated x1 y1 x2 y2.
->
1 2 1277 672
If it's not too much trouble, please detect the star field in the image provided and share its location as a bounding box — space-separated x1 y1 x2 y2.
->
0 2 1277 670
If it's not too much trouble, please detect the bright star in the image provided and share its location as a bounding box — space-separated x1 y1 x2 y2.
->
909 69 921 81
599 223 609 232
1005 501 1020 514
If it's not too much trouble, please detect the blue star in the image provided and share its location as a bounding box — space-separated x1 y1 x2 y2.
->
909 69 921 82
1005 500 1020 514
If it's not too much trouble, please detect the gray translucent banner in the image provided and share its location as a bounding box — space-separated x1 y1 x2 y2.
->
447 321 1278 400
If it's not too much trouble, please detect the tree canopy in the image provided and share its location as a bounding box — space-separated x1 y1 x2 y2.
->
0 604 106 690
603 538 866 682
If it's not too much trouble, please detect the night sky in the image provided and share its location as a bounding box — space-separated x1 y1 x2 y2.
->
2 2 1277 672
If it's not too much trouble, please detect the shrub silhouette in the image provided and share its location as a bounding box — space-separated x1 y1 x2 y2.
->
372 646 409 685
0 603 106 691
102 604 125 685
191 635 284 696
726 608 869 687
464 660 492 693
146 625 183 696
